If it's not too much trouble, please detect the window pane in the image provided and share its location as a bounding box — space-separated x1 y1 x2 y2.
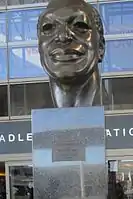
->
116 160 133 198
0 48 7 80
9 46 46 78
108 160 133 199
102 77 133 110
9 165 33 199
99 1 133 35
0 12 6 43
10 84 25 116
102 39 133 73
10 82 53 116
0 0 6 6
8 9 44 41
0 85 8 116
26 83 53 114
8 0 47 5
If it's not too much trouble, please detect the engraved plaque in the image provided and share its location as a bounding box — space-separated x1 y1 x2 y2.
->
32 107 107 199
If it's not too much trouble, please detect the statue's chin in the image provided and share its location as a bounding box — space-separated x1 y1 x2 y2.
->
47 69 92 85
55 71 76 78
42 56 96 81
47 68 90 80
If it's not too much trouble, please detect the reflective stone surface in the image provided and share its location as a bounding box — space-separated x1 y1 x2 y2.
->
32 107 107 199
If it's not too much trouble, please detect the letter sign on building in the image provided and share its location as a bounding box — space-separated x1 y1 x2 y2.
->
0 120 31 154
105 114 133 149
0 114 133 155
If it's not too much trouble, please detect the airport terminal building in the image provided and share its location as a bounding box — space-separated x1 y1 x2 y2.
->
0 0 133 199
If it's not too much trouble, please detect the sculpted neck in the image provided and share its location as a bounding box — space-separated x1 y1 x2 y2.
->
49 69 101 107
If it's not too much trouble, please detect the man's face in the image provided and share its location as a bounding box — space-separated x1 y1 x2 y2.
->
38 6 99 79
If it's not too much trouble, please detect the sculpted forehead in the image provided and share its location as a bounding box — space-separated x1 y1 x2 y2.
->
47 0 92 11
40 6 93 26
47 7 83 19
45 8 91 22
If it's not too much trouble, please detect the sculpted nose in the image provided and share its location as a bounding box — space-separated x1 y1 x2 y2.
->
55 25 72 43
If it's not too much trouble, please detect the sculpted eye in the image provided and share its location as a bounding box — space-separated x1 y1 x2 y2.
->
73 21 90 32
42 23 55 33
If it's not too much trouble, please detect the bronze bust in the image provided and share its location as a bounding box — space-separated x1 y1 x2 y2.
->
37 0 106 107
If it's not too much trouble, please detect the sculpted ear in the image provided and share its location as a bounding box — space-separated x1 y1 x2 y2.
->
37 13 42 38
91 7 105 63
98 36 105 63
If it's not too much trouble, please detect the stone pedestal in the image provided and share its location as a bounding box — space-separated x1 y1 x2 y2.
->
32 107 107 199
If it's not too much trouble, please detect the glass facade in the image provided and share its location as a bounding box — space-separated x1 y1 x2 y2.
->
7 9 44 42
99 1 133 35
9 46 45 78
108 160 133 199
102 77 133 110
102 39 133 73
1 2 133 199
0 0 132 118
9 164 33 199
10 82 53 116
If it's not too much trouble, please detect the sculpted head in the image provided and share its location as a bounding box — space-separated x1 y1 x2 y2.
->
37 0 105 81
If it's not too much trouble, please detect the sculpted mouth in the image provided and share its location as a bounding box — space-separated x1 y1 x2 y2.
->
50 48 85 62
